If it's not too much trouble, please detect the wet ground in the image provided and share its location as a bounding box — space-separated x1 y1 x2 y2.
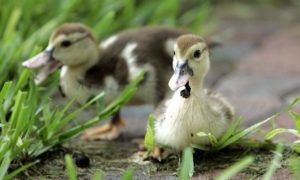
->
19 2 300 179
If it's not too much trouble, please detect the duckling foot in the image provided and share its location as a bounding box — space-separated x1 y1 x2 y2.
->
150 147 174 162
81 118 125 140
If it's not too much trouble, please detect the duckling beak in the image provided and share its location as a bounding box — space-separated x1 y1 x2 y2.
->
22 49 62 84
22 50 52 68
168 62 193 91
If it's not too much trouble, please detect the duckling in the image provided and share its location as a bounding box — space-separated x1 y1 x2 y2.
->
154 34 234 150
22 23 187 140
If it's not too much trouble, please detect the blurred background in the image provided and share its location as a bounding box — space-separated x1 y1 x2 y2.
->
0 0 299 137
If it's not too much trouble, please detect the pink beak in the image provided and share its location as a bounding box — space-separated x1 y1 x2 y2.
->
22 51 62 84
22 52 52 68
168 72 190 91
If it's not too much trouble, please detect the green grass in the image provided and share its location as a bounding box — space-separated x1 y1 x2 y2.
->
216 156 254 180
0 70 145 179
179 147 194 179
262 144 284 180
65 155 77 180
144 115 155 151
288 156 300 179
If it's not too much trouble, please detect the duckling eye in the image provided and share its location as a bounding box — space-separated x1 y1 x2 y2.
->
61 40 71 48
173 50 175 55
193 50 201 58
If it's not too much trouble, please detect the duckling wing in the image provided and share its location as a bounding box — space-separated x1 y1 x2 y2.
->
204 89 235 122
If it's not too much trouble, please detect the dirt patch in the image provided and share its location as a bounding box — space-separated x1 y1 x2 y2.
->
13 138 296 179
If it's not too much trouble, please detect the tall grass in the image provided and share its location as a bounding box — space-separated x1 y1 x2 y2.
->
0 70 145 179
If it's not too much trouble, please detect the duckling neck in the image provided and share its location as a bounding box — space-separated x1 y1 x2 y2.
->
188 76 205 95
68 50 100 73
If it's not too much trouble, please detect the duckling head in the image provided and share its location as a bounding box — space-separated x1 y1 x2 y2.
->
168 34 210 90
22 23 99 84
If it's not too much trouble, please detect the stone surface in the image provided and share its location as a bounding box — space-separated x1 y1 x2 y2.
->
121 105 153 138
214 24 300 125
216 73 300 97
215 73 300 123
238 24 300 76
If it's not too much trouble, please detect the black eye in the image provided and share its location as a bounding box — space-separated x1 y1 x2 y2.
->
193 50 201 58
173 51 175 55
61 40 71 47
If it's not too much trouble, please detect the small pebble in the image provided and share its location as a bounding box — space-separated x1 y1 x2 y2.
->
72 153 90 168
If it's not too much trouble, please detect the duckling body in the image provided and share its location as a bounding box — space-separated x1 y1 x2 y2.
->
55 26 187 106
80 27 185 105
155 88 233 150
154 34 234 150
23 23 187 140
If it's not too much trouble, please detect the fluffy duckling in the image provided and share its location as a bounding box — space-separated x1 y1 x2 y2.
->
22 23 187 140
154 34 234 150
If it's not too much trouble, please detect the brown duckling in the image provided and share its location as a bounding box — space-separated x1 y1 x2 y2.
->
22 23 187 140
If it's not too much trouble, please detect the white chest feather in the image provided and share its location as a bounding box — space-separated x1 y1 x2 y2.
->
60 66 122 105
154 89 228 150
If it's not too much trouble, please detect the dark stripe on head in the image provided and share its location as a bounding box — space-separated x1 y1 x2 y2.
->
51 23 96 42
176 34 205 55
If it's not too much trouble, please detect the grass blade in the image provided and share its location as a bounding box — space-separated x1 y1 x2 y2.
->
0 82 12 104
191 144 210 151
144 114 155 151
0 151 11 180
65 154 77 180
99 70 146 119
217 115 276 150
290 96 300 108
3 8 21 42
197 132 218 146
292 143 300 153
264 128 300 140
262 144 284 180
94 11 116 38
4 160 39 180
218 117 241 145
59 92 104 128
179 147 194 179
216 156 254 180
14 69 30 92
289 111 300 133
121 168 134 180
288 157 300 179
51 71 145 144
